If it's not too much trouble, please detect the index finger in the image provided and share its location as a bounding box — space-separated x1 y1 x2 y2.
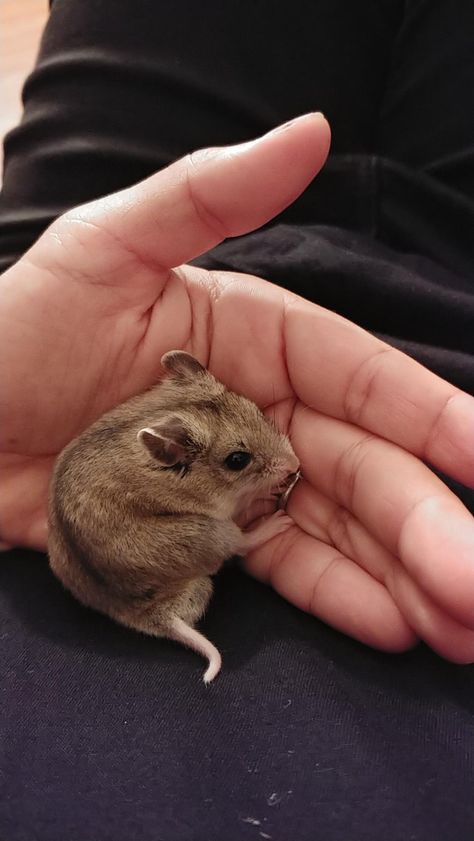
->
285 299 474 488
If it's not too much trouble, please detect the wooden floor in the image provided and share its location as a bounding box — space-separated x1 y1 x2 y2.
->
0 0 48 168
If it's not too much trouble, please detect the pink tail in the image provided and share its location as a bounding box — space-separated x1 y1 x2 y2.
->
168 617 222 683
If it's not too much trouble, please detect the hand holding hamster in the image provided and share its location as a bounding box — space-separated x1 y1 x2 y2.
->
2 115 474 665
48 351 300 682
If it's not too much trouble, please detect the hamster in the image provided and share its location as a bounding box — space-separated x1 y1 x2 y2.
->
48 351 300 682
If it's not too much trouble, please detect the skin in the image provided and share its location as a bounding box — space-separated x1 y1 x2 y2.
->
1 113 474 662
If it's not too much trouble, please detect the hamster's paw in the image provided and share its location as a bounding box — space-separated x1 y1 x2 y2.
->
241 509 294 553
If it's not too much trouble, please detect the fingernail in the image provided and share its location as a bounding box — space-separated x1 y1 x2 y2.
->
268 112 326 135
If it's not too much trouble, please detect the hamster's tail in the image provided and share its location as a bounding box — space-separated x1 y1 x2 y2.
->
168 617 222 684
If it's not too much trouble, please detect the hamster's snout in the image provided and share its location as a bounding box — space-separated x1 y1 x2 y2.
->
283 470 300 488
275 469 301 510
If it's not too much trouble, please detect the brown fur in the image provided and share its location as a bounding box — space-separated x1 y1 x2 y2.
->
48 351 299 681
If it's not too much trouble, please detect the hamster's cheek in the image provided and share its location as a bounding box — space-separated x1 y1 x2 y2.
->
234 496 277 530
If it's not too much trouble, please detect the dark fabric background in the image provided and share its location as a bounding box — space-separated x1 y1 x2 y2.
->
1 551 473 841
1 1 473 839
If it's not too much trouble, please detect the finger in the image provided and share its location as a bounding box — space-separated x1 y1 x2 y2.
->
285 299 474 487
292 407 474 630
35 113 330 280
289 480 474 662
391 565 474 664
289 478 397 584
243 525 417 653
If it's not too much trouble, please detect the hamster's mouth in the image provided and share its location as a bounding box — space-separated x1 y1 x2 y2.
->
274 469 301 509
234 470 301 530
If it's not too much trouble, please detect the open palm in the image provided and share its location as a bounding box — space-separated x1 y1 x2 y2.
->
1 114 474 663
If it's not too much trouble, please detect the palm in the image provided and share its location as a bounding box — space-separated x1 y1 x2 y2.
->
1 114 473 663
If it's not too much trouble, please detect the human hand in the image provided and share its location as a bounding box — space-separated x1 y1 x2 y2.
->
1 113 473 663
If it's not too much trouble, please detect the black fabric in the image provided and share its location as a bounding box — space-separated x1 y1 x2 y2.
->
1 1 474 839
1 552 474 841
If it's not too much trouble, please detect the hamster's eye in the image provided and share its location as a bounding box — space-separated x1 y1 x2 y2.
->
224 451 252 471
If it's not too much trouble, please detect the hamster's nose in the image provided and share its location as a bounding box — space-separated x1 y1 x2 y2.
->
282 469 300 489
288 452 300 473
280 469 301 491
276 469 301 510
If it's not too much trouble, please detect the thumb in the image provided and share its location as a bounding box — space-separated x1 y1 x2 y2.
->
50 112 330 273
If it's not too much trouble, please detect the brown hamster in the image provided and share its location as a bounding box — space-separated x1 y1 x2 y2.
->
48 351 300 682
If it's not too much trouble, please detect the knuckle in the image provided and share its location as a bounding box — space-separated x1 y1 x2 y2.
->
184 158 228 241
343 346 394 426
333 434 376 509
326 504 355 556
308 554 345 615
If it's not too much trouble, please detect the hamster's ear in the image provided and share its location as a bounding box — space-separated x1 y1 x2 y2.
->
161 350 206 380
137 417 191 466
